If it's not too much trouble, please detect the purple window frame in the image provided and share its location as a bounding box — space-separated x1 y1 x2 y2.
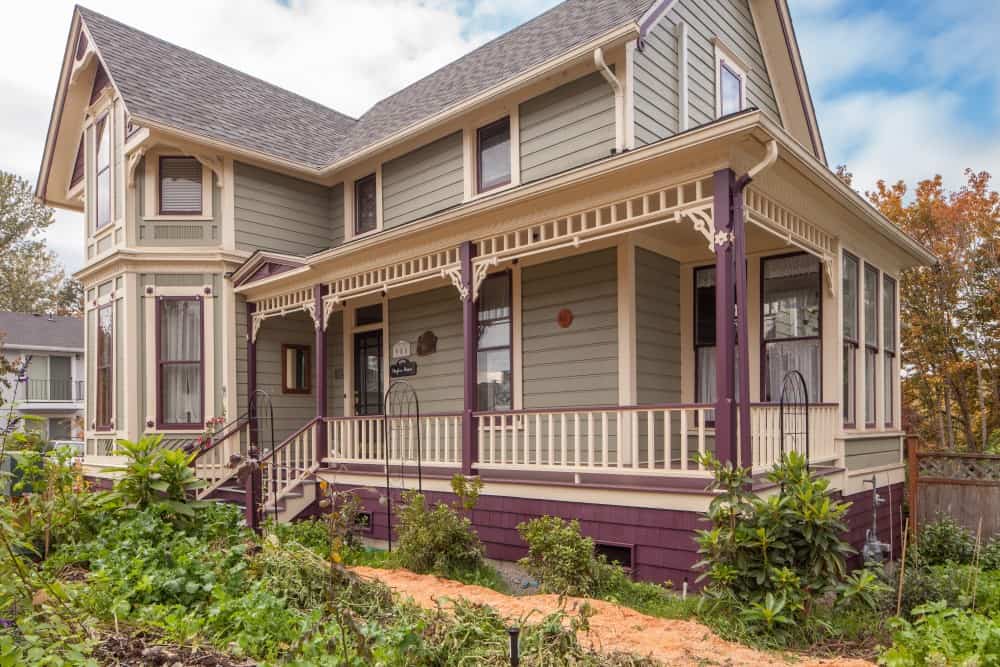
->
719 61 743 116
281 344 312 395
477 271 513 411
95 304 114 431
693 265 716 421
94 113 112 231
158 156 203 216
883 274 897 428
354 173 377 235
760 252 824 403
476 116 511 193
842 251 859 428
156 295 205 430
863 263 879 428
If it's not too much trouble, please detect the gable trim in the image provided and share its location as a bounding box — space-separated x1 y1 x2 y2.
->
772 0 824 162
637 0 678 48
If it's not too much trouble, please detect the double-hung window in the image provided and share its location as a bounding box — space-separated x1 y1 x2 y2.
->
95 305 113 430
762 254 822 403
883 274 897 427
157 297 203 428
477 117 511 193
95 113 111 230
354 173 377 235
159 157 203 215
864 264 879 427
477 272 512 411
842 252 859 426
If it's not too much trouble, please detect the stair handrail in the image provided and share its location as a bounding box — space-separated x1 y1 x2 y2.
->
184 413 250 462
260 417 322 514
258 416 322 466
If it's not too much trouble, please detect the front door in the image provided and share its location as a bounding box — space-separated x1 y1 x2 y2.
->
354 330 383 415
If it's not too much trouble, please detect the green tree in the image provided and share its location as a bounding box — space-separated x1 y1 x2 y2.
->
0 170 75 314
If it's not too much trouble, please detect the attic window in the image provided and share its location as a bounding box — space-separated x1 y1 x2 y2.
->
70 135 85 189
477 117 511 193
159 157 203 215
354 173 377 235
713 40 748 118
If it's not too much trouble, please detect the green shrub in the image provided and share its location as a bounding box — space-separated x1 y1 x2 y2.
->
881 601 1000 666
979 536 1000 571
394 485 485 577
516 516 610 596
105 435 208 518
693 451 883 636
912 515 974 566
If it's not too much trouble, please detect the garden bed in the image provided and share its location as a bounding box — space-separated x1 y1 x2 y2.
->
351 565 875 667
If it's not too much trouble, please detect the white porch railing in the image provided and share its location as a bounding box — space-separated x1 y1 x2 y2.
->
476 404 714 476
194 419 250 499
326 413 463 466
748 403 840 473
261 418 321 508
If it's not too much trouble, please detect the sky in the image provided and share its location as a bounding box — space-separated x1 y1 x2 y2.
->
1 0 997 274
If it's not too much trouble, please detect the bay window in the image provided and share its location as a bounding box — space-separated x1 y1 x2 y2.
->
95 113 111 230
477 272 512 411
762 254 821 402
157 297 203 428
159 157 203 215
95 305 113 430
842 252 859 426
864 263 879 427
883 274 897 427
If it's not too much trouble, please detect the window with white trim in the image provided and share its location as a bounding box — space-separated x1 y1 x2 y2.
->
762 254 822 403
159 157 203 215
714 42 747 118
842 252 859 427
883 274 897 428
95 113 112 230
864 263 879 427
157 296 203 429
354 173 377 235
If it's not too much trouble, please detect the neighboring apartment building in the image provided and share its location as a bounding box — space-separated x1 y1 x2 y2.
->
0 313 85 446
35 0 934 582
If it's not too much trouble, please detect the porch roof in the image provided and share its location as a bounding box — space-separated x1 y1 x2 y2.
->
233 113 934 321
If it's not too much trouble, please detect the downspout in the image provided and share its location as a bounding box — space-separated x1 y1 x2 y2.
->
594 47 625 152
734 140 778 467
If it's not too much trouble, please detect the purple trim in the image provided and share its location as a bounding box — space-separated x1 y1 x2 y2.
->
733 175 752 469
712 169 736 463
95 303 114 431
314 284 328 460
280 344 311 394
155 295 204 430
246 302 258 445
461 241 477 475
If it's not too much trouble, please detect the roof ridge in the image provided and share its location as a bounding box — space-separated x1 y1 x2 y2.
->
75 4 358 125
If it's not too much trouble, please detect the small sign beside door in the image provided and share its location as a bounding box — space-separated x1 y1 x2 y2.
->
389 358 417 378
392 340 411 359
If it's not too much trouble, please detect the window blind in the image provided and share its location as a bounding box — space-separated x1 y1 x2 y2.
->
160 157 202 214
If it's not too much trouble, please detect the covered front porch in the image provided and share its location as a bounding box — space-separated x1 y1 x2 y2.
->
219 155 844 504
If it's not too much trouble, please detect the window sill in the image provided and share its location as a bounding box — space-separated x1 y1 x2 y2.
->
144 215 213 222
467 180 518 203
839 429 905 440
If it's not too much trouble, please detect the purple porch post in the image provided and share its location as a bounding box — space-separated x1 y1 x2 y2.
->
460 241 477 476
245 301 260 532
712 169 737 464
314 284 328 461
733 177 752 469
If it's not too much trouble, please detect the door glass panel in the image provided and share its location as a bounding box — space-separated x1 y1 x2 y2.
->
354 330 383 415
49 356 72 400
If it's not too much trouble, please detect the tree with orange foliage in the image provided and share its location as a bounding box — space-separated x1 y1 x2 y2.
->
868 170 1000 451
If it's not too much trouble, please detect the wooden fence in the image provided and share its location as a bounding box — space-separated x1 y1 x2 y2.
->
908 444 1000 538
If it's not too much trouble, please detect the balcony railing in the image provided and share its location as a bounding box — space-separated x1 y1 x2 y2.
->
25 379 84 402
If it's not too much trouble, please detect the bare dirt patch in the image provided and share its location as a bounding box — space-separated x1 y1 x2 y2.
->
350 566 876 667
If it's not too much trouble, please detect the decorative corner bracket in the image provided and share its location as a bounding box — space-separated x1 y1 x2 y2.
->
250 313 263 343
192 154 225 188
302 300 320 330
822 254 836 296
321 296 339 331
442 266 469 301
126 147 146 189
682 206 718 252
471 257 499 302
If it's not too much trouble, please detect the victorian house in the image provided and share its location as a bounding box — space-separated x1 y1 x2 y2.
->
36 0 933 582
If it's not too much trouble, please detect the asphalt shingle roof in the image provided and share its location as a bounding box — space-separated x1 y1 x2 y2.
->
77 0 654 170
0 313 83 350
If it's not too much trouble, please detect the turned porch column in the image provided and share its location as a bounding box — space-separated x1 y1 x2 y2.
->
712 169 737 464
314 284 328 461
460 241 477 475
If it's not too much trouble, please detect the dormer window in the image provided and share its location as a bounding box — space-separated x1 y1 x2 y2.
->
95 113 111 230
159 157 203 215
354 173 377 235
713 39 748 118
477 117 511 193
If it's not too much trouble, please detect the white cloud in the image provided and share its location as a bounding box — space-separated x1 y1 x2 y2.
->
0 0 515 273
819 88 1000 195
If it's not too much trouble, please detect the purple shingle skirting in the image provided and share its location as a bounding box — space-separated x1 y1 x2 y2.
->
840 481 906 565
329 479 908 585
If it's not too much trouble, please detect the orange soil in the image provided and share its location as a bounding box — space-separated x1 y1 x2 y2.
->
349 566 875 667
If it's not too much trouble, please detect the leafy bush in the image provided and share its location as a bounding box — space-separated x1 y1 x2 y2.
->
516 516 611 596
694 452 883 635
105 436 208 518
912 515 975 566
394 479 485 577
979 536 1000 571
881 601 1000 666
